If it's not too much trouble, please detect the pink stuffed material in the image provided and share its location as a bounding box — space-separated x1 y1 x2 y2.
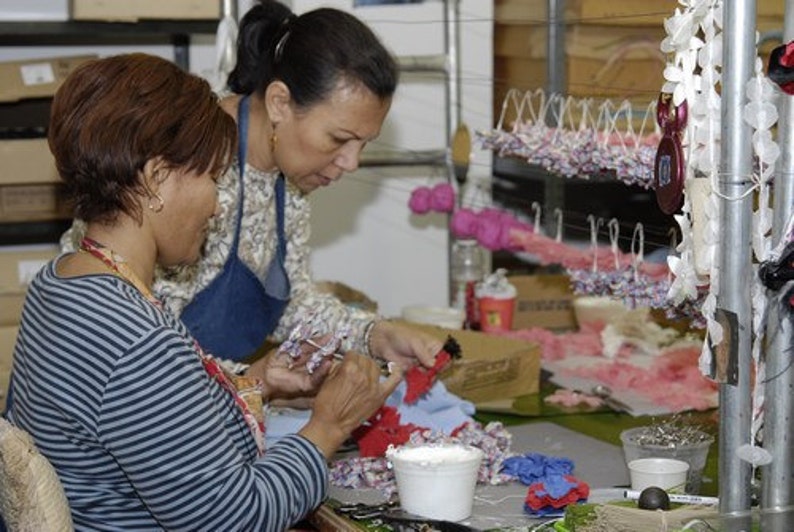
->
451 208 480 238
430 183 456 213
476 214 504 250
408 186 432 214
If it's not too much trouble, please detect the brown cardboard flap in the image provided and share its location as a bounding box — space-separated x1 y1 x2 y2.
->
398 320 541 403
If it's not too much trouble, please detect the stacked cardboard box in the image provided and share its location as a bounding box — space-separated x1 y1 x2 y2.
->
493 0 784 128
0 55 95 223
70 0 220 21
0 245 59 409
493 0 674 127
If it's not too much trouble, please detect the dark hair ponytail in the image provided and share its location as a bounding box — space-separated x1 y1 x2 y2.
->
227 0 398 108
227 0 293 95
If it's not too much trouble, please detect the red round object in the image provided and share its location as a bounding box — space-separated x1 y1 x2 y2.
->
654 134 685 214
656 93 688 133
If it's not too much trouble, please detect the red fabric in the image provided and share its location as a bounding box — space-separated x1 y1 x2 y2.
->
781 81 794 96
782 41 794 67
403 350 452 404
353 406 423 457
524 475 590 511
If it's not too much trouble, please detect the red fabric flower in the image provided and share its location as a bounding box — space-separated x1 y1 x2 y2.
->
403 351 451 404
524 474 590 512
353 406 423 457
403 335 462 404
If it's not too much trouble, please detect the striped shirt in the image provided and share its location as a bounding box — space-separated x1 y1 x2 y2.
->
6 257 328 531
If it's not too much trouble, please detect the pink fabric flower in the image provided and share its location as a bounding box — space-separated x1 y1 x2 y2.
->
408 186 432 214
430 183 456 212
544 389 603 408
476 213 504 250
451 208 479 238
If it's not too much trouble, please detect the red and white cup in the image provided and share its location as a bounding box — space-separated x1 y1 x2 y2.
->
475 269 517 333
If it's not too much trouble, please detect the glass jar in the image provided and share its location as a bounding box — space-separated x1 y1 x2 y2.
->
450 239 485 329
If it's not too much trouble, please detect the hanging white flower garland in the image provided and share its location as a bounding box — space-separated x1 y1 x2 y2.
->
662 0 780 467
661 0 723 375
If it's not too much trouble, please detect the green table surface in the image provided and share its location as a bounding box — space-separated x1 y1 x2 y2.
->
473 380 720 496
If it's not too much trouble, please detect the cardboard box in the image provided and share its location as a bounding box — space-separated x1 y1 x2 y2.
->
0 139 60 186
315 280 378 313
71 0 220 21
496 0 677 26
0 55 94 104
565 0 677 26
0 184 71 223
400 321 541 403
0 326 20 411
494 23 541 59
527 24 667 61
509 274 577 331
0 1 69 21
0 55 95 186
567 54 665 101
758 0 785 18
494 0 546 24
0 245 59 326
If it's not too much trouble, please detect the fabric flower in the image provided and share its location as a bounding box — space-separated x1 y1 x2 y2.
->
544 389 603 408
523 474 589 517
430 183 455 213
476 214 503 250
501 453 574 485
451 208 479 239
408 186 432 214
403 336 461 404
353 406 423 457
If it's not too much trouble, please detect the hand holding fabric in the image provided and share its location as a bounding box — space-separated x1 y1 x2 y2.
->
300 352 403 458
246 339 332 401
369 320 442 369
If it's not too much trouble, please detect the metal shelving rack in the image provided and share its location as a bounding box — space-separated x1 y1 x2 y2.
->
0 18 219 245
0 20 218 70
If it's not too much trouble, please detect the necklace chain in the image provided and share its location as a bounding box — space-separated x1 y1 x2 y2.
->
79 237 158 304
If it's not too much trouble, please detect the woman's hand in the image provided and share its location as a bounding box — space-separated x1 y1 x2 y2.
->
368 320 443 369
246 339 333 401
299 353 403 458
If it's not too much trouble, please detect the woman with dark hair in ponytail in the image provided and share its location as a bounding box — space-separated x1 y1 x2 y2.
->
64 0 443 375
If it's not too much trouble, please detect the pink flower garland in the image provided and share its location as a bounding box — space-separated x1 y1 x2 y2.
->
408 183 456 214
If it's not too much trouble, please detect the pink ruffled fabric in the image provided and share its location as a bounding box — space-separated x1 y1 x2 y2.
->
562 344 718 412
503 327 605 361
509 227 669 280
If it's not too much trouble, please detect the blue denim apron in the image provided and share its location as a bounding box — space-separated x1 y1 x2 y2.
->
180 96 290 361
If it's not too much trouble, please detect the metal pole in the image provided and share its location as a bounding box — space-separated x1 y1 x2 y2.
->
544 0 566 235
718 1 756 528
761 1 794 529
546 0 565 98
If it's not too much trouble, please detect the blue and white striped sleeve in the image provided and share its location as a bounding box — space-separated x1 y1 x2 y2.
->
99 327 328 530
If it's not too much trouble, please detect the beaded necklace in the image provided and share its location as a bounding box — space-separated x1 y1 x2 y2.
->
79 237 266 455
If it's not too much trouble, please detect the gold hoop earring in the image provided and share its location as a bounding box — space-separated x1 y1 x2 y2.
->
270 122 278 154
148 193 164 213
